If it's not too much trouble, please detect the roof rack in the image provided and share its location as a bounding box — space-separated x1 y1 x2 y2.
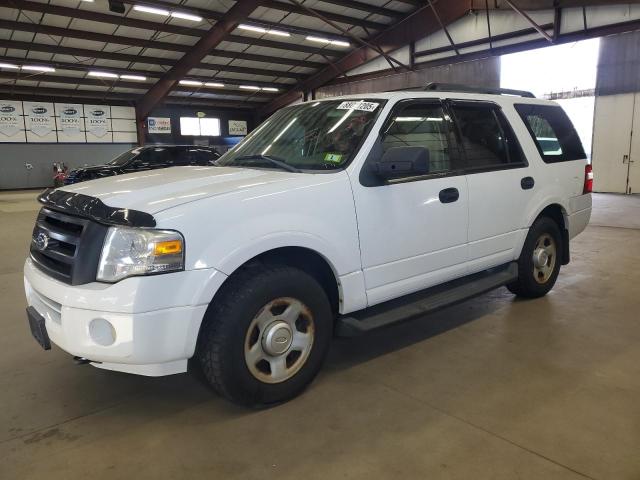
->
422 82 536 98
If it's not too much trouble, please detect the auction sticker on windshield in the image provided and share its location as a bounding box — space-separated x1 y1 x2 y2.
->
337 101 379 112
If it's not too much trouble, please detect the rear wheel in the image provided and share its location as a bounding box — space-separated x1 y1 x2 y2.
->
508 216 562 298
197 264 332 406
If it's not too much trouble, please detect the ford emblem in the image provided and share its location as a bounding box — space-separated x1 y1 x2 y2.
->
64 108 77 115
32 107 48 114
1 105 15 113
92 109 105 117
34 232 49 251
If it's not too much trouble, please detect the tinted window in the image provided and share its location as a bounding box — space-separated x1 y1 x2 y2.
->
382 102 453 173
515 104 585 162
191 149 218 165
451 103 525 170
169 148 191 166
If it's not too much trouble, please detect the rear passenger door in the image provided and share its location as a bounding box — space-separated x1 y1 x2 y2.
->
448 100 531 272
353 99 469 306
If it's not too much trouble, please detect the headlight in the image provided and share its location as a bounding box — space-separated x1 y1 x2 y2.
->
97 226 185 282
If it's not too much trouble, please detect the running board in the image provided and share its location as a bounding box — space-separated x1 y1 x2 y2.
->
336 262 518 337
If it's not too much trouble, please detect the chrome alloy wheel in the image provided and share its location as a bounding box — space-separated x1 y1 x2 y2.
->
244 297 315 384
532 233 557 284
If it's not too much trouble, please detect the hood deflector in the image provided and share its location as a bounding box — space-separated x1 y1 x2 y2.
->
38 189 157 228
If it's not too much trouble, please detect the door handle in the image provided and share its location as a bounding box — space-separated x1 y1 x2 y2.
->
439 187 459 203
521 176 535 190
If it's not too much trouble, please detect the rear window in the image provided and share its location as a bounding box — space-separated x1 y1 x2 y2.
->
514 104 585 163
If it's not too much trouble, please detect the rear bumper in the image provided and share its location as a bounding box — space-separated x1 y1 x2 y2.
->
23 258 226 376
568 193 592 239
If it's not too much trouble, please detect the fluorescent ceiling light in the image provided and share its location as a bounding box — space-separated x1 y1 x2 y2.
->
262 87 278 92
80 0 94 2
133 5 169 16
21 65 55 72
306 36 349 47
120 74 147 81
179 80 203 86
239 24 290 37
89 71 118 78
239 85 260 90
0 62 19 69
265 29 290 37
170 12 202 21
239 24 267 34
204 82 224 88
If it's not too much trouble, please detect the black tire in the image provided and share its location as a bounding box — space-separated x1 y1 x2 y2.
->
197 263 333 406
507 216 563 298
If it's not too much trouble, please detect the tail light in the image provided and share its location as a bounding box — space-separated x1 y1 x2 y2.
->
583 164 593 194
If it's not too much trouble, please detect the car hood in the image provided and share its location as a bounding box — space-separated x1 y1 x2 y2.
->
58 166 300 214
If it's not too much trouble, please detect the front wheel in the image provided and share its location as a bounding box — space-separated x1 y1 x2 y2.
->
508 216 562 298
197 264 333 406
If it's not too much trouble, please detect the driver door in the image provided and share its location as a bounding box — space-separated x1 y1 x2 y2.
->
351 99 469 306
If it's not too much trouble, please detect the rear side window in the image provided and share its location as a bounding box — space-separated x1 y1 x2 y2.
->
450 102 525 170
514 104 585 163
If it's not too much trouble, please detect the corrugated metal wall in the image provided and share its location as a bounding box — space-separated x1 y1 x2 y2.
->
315 57 500 99
597 30 640 96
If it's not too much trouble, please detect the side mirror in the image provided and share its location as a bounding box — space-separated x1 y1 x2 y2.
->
374 146 430 179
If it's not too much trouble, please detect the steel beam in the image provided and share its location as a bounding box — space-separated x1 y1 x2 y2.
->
136 0 264 120
261 1 387 30
120 0 369 41
0 1 345 57
0 72 276 98
0 56 290 90
0 19 326 69
260 1 470 115
504 0 554 42
0 40 309 80
0 84 258 108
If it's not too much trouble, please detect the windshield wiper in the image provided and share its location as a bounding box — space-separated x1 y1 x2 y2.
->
229 154 301 173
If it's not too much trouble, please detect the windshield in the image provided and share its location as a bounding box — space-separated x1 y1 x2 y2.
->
217 99 384 171
107 147 145 166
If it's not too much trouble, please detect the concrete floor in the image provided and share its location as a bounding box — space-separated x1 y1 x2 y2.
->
1 191 639 480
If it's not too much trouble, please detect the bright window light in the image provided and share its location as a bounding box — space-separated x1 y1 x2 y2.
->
180 117 220 136
204 82 225 88
21 65 55 72
200 118 220 136
89 71 118 78
239 85 260 90
120 74 147 81
170 12 202 22
0 63 19 69
179 80 203 86
133 5 169 16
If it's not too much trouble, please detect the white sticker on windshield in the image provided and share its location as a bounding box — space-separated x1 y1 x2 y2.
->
337 101 379 112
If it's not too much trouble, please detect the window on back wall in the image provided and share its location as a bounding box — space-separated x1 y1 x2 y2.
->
179 117 221 136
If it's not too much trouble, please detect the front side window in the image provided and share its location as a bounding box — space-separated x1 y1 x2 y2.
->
515 104 585 162
217 99 384 171
382 102 453 173
450 103 525 170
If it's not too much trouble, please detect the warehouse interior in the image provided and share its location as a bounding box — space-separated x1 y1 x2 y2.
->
1 0 640 478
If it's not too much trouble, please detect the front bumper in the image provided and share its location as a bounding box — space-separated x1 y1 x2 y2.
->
23 258 227 376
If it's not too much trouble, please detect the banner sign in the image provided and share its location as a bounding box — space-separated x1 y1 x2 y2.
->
148 117 171 134
58 104 83 135
0 100 22 138
228 120 247 136
25 102 55 137
86 106 109 138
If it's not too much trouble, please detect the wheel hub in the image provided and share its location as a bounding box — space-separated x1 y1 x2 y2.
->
261 321 293 356
533 248 549 268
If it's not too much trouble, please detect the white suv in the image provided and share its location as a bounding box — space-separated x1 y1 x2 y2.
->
24 84 592 406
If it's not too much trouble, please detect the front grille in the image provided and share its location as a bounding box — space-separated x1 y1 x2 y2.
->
30 208 109 285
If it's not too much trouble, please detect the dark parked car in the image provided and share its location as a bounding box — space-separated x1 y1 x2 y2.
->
64 145 220 185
